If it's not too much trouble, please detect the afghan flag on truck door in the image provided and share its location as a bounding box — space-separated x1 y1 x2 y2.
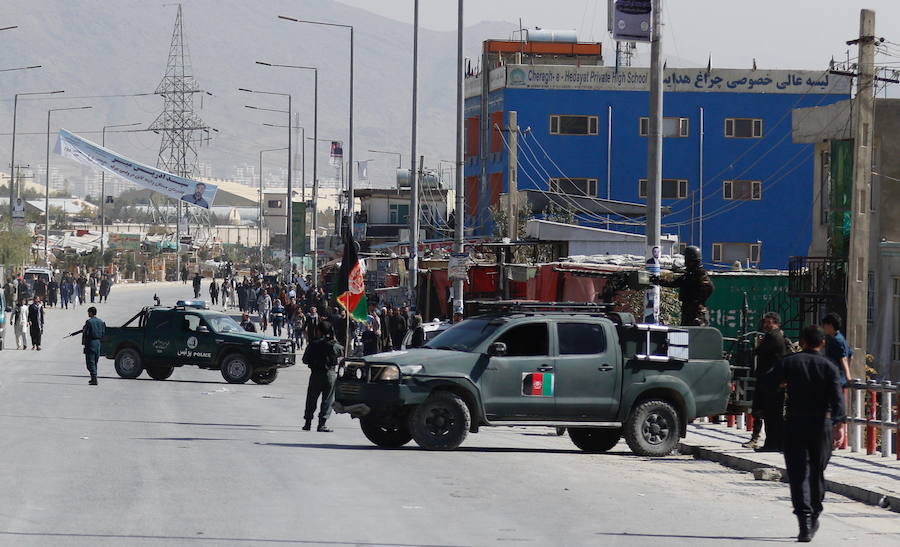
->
334 228 368 322
522 372 554 397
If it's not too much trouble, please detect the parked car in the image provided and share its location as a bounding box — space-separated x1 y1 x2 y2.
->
400 320 451 350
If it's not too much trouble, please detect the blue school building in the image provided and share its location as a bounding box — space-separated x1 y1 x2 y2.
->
464 59 851 269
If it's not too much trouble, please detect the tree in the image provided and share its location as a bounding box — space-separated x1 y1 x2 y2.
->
0 228 32 268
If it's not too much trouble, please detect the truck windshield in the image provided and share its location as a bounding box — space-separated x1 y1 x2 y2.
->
424 319 502 352
205 313 244 334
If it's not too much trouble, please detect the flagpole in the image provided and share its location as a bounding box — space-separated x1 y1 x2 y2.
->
345 308 351 356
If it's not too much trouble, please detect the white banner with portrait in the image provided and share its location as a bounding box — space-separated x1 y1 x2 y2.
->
55 128 217 209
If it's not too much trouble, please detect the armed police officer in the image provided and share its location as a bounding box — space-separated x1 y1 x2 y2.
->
301 320 343 432
80 307 106 385
762 325 846 542
654 245 714 326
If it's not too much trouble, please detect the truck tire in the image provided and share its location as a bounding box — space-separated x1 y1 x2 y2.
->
360 416 413 448
568 428 621 453
220 353 253 384
408 391 470 451
146 366 174 380
251 368 278 385
114 348 143 379
624 399 681 457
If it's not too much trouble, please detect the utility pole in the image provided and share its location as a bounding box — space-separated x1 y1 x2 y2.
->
453 0 465 318
507 111 519 240
846 9 876 379
409 0 420 310
644 0 664 323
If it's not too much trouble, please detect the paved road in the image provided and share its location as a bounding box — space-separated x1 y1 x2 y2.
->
1 282 898 546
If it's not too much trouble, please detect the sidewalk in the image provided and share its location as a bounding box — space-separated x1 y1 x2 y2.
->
679 422 900 513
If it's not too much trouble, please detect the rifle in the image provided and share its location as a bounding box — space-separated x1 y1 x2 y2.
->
65 329 83 339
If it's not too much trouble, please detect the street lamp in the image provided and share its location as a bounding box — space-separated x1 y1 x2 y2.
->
0 65 41 73
239 87 293 277
278 15 354 231
8 89 64 227
368 150 402 169
45 105 92 266
258 147 289 265
256 61 319 284
100 122 142 257
262 123 305 201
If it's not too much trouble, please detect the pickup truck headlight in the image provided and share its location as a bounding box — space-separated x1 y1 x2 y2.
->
257 341 273 353
378 365 400 381
399 365 423 375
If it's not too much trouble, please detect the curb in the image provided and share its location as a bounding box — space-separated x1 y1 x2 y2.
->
677 441 900 514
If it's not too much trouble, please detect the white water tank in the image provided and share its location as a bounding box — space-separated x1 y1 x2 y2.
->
527 28 578 43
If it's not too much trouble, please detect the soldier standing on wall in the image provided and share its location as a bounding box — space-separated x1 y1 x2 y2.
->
654 245 715 326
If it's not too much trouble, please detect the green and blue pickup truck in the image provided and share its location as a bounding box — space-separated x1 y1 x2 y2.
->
101 305 295 384
334 309 732 456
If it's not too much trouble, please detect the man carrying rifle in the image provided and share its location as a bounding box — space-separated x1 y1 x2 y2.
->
69 307 106 385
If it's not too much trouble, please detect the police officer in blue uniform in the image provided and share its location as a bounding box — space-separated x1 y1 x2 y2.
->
762 325 846 542
81 307 106 385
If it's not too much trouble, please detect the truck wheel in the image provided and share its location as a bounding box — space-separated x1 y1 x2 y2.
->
114 348 143 379
408 391 470 451
624 399 681 457
360 416 413 448
569 428 621 453
146 366 174 380
221 353 253 384
251 368 278 384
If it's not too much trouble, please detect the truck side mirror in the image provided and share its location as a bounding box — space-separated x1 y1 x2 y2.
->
488 341 507 357
197 325 209 334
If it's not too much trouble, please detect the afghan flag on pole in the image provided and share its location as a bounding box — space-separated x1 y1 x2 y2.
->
334 228 368 323
521 372 554 397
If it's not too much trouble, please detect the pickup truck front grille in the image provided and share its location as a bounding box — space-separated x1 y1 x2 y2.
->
276 341 294 353
338 383 362 396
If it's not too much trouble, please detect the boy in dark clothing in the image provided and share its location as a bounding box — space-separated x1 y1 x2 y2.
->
301 322 343 432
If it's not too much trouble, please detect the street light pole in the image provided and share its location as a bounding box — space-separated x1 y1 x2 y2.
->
258 147 289 265
255 62 319 285
239 88 292 277
100 122 141 258
277 16 354 232
453 0 465 318
368 150 402 169
45 105 92 266
8 89 63 228
409 0 420 309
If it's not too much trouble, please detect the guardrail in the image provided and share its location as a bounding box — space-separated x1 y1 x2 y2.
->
709 378 899 460
846 380 899 459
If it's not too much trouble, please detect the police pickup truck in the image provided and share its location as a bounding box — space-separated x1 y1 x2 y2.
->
101 303 295 384
334 303 731 456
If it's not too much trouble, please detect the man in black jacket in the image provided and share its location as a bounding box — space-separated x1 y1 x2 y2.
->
762 325 846 542
746 311 790 451
27 296 44 350
301 321 343 432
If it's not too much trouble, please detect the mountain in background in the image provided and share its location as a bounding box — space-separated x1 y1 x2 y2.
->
0 0 515 193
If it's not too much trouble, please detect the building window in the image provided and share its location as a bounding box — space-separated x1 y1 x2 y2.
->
548 177 598 196
712 242 761 265
867 272 875 324
550 114 599 135
675 242 688 254
725 118 763 138
639 179 689 200
389 204 409 224
267 199 283 208
639 117 689 138
893 278 900 362
723 180 762 200
820 150 831 225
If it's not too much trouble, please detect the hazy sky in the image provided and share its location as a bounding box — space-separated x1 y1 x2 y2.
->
338 0 900 72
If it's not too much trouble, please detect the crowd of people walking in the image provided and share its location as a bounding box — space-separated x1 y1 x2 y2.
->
2 268 114 351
